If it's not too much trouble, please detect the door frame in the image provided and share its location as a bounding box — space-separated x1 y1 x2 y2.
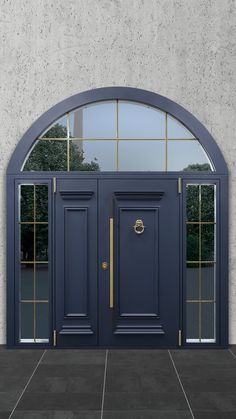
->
7 171 228 348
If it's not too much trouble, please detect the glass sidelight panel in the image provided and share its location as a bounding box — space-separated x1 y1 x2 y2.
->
186 184 199 221
20 185 34 221
20 303 34 340
35 185 48 222
187 225 199 261
186 184 216 343
20 264 34 300
19 184 49 343
20 224 34 261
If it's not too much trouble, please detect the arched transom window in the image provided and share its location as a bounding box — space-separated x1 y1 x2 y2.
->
23 101 213 172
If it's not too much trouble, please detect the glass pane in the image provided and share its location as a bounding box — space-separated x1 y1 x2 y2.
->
201 303 215 340
70 140 116 171
167 115 195 139
187 225 199 261
20 303 34 340
20 224 34 261
201 224 215 261
35 185 48 222
70 102 116 138
186 185 199 222
186 303 199 340
36 303 49 339
186 263 199 300
119 140 165 171
36 225 48 261
36 264 49 300
41 116 67 138
201 263 215 300
168 140 212 171
119 102 165 138
21 264 34 300
23 140 67 171
201 185 215 222
20 185 34 222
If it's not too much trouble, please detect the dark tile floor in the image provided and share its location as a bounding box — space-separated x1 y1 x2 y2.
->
0 346 236 419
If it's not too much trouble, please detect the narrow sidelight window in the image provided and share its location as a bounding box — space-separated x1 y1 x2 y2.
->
186 184 216 343
19 184 49 342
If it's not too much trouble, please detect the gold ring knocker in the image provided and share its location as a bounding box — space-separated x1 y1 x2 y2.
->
133 219 145 235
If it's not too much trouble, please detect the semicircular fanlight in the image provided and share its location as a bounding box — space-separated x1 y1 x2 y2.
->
22 101 214 172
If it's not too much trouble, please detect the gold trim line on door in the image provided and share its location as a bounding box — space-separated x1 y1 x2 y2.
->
109 218 114 308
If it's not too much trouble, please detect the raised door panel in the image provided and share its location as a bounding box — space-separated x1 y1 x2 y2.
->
118 207 159 318
55 179 97 347
64 207 88 318
113 192 164 336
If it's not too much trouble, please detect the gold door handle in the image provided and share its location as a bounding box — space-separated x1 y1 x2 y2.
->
109 218 114 308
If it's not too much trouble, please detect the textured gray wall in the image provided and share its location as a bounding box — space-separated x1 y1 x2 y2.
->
0 0 235 343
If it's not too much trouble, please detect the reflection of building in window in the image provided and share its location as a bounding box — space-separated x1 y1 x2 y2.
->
73 107 83 152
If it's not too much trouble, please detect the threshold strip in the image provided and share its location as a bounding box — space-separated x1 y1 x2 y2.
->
168 350 195 419
9 350 47 418
101 349 108 419
229 348 236 360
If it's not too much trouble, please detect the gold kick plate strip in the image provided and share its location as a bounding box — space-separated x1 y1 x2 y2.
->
109 218 114 308
53 330 57 346
178 330 182 346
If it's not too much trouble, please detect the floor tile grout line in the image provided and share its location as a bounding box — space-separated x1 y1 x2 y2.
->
8 350 47 419
100 349 108 419
228 348 236 360
168 350 195 419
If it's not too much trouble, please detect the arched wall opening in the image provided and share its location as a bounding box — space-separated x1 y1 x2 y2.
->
7 87 228 348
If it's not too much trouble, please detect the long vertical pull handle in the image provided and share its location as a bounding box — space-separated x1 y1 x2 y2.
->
109 218 114 308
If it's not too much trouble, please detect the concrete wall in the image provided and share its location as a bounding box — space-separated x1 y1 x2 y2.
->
0 0 235 343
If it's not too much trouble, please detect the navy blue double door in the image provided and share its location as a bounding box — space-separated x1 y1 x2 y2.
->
55 177 180 348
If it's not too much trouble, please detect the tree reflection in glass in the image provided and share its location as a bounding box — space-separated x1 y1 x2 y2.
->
24 124 100 171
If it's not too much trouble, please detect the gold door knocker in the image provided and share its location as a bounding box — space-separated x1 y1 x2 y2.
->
133 219 145 235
